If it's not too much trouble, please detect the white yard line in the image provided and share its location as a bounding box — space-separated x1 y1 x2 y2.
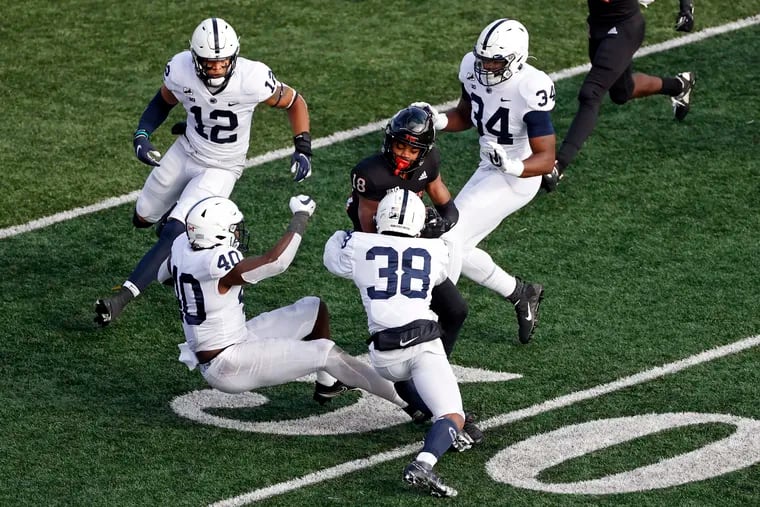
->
210 334 760 506
2 15 758 241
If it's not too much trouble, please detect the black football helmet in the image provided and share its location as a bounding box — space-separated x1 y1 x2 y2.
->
382 106 436 177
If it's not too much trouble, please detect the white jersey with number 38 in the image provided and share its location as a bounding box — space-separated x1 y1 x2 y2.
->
323 231 449 335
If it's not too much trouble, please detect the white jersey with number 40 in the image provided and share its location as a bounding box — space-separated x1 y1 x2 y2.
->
169 237 247 352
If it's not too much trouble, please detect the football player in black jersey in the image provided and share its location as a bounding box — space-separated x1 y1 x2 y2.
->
345 106 466 357
544 0 695 191
347 106 459 237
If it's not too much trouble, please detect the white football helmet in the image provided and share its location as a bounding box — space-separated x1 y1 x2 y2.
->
189 18 240 87
185 197 248 251
375 189 426 237
473 19 529 87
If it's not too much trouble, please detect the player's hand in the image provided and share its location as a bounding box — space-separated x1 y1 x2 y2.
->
291 132 313 182
410 101 448 130
170 121 187 136
133 129 161 166
289 195 316 216
420 207 447 238
541 162 563 193
675 2 694 32
484 141 524 176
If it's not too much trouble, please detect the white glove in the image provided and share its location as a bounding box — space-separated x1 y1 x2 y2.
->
639 0 655 7
484 141 524 176
289 195 316 216
410 101 448 130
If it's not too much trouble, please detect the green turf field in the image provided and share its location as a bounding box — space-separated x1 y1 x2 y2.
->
1 2 759 505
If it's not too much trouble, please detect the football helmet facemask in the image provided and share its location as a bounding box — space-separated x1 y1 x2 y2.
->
190 18 240 88
375 189 426 237
382 106 436 177
473 19 529 87
185 197 249 251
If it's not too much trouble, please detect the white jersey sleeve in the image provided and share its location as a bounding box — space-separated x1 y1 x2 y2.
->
518 68 555 113
323 230 356 279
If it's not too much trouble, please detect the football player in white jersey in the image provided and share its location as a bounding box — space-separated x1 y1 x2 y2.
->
95 17 312 327
324 189 474 498
167 194 412 415
413 19 556 344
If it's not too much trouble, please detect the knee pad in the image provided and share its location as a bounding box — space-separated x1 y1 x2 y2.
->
132 210 153 229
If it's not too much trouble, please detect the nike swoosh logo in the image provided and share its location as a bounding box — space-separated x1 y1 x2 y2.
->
228 102 238 106
399 336 419 347
299 197 312 205
500 98 511 102
525 304 533 322
136 146 142 156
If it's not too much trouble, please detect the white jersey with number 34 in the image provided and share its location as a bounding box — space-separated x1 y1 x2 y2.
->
458 52 555 162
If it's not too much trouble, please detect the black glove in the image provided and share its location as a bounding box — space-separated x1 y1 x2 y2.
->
133 129 161 166
420 207 449 238
170 121 187 136
290 132 313 182
540 164 563 193
675 2 694 32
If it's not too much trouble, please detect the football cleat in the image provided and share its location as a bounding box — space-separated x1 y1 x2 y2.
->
403 405 430 424
508 278 544 344
463 412 485 445
94 286 134 327
313 380 357 405
403 460 458 498
672 72 695 121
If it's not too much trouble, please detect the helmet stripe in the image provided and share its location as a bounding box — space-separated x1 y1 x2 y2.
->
398 190 409 225
481 18 509 50
211 18 220 55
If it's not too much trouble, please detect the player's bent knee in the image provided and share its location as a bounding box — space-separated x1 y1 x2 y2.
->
132 210 154 228
609 89 630 105
578 82 607 105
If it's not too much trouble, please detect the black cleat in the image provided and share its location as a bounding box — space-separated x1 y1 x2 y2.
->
463 412 485 445
509 278 544 344
313 380 356 405
94 286 134 327
403 405 430 424
403 460 457 498
672 72 695 121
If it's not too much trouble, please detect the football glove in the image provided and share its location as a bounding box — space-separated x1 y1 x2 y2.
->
541 162 563 193
133 129 161 166
289 195 316 216
410 101 448 130
484 141 524 176
675 2 694 32
290 132 313 182
420 207 449 238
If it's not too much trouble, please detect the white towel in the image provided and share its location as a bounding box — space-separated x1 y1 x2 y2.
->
178 342 199 370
